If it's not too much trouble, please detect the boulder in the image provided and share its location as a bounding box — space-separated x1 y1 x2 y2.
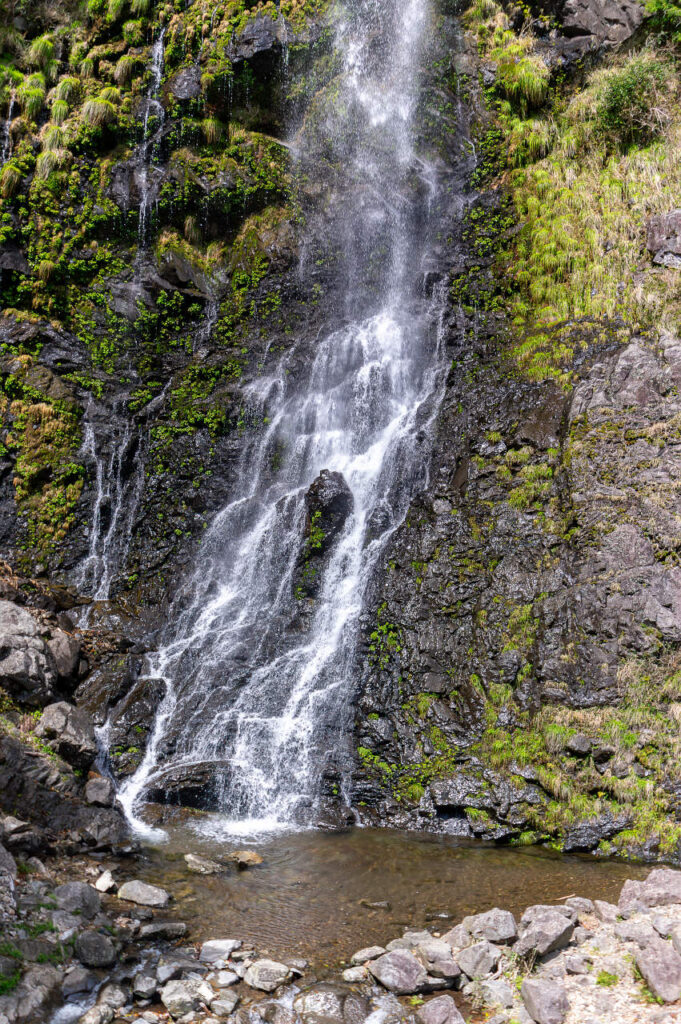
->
0 601 57 707
619 868 681 911
46 629 80 679
415 994 465 1024
0 964 62 1024
441 924 471 949
304 470 354 554
635 937 681 1002
456 940 500 979
462 908 517 944
480 979 514 1008
62 965 98 995
565 733 591 757
516 906 574 957
342 966 369 982
199 938 242 962
54 881 101 919
215 969 239 987
593 900 618 923
521 977 569 1024
118 879 170 907
35 702 97 769
244 959 292 992
646 210 681 269
212 990 240 1016
368 949 429 994
350 945 385 964
560 0 647 47
85 776 116 807
564 897 593 915
74 930 117 968
132 973 158 999
168 66 202 100
160 978 207 1018
0 843 16 877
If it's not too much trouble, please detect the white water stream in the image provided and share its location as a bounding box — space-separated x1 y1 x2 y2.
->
120 0 455 839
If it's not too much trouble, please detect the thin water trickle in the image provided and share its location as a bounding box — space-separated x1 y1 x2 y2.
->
120 0 469 839
137 26 166 245
0 95 15 168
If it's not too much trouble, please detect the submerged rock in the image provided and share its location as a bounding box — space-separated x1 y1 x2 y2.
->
185 852 226 874
118 879 170 907
244 959 292 992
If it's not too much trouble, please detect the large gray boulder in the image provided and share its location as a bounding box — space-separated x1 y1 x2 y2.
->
0 601 57 707
368 949 428 994
35 702 97 769
74 931 116 968
635 937 681 1002
54 881 101 919
560 0 646 46
620 868 681 911
516 906 574 957
647 210 681 269
456 940 500 980
416 994 465 1024
521 977 569 1024
85 776 116 807
0 964 62 1024
462 908 517 944
160 978 213 1018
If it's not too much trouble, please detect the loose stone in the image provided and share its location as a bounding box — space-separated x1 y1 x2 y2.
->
118 880 170 907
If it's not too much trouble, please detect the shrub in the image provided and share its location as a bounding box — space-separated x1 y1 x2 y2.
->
28 35 55 70
123 20 144 45
51 99 69 124
492 32 549 115
81 98 117 125
595 53 672 147
0 162 21 197
647 0 681 42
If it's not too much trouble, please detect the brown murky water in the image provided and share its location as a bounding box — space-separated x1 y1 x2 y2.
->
123 820 649 966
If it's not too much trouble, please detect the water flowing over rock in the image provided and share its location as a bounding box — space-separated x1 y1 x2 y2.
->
120 0 469 836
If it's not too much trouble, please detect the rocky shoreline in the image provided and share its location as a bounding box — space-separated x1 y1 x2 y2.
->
2 838 681 1024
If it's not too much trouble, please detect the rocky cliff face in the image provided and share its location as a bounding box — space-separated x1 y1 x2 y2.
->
2 0 681 863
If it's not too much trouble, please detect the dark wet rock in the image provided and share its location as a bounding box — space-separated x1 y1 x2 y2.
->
85 776 116 807
139 920 188 940
106 677 166 780
156 952 209 984
635 936 681 1002
416 994 465 1024
35 701 97 769
646 210 681 269
565 733 591 757
63 964 99 995
144 758 229 807
167 66 202 100
55 880 101 918
368 949 429 994
304 470 354 554
516 906 574 957
559 0 647 46
132 972 158 999
521 977 569 1024
563 814 630 853
75 930 117 968
118 879 169 907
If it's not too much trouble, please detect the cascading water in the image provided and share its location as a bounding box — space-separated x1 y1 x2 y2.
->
0 95 15 168
77 399 146 605
120 0 470 838
137 26 166 244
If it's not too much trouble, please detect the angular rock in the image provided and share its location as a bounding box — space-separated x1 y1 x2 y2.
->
185 853 226 874
480 979 514 1008
74 930 116 968
343 965 369 982
647 210 681 269
160 979 203 1018
415 994 465 1024
132 973 158 999
200 938 242 962
521 978 568 1024
564 897 593 915
47 629 80 679
386 929 433 951
0 601 57 707
456 940 500 979
212 990 240 1016
593 899 618 923
86 776 116 808
62 965 98 995
0 843 16 877
462 908 517 944
368 949 428 994
350 945 386 964
244 959 292 992
35 702 97 769
139 920 188 940
118 879 169 907
516 907 574 957
635 937 681 1002
565 733 591 757
54 881 101 919
215 969 239 987
227 849 263 868
441 924 471 949
95 869 116 893
0 964 62 1024
620 868 681 911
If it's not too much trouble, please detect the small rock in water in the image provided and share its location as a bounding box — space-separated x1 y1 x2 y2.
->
185 853 226 875
118 879 170 907
227 850 263 868
244 958 292 992
95 869 116 893
215 970 239 987
360 899 391 911
62 965 98 995
200 939 242 963
415 994 465 1024
350 945 386 965
139 921 188 940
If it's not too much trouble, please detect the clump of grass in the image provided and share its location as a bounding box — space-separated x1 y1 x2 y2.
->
35 149 69 178
202 117 224 144
114 54 140 86
107 0 127 21
81 97 117 126
28 35 55 71
1 162 21 197
50 99 69 124
123 19 144 45
54 76 80 104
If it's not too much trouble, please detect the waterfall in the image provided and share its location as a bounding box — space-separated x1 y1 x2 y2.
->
120 0 465 839
0 95 15 168
77 399 146 605
137 26 166 244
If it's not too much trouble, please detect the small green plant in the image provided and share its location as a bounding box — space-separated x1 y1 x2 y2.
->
597 970 619 987
595 54 671 147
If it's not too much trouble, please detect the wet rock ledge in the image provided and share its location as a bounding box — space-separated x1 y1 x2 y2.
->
2 853 681 1024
